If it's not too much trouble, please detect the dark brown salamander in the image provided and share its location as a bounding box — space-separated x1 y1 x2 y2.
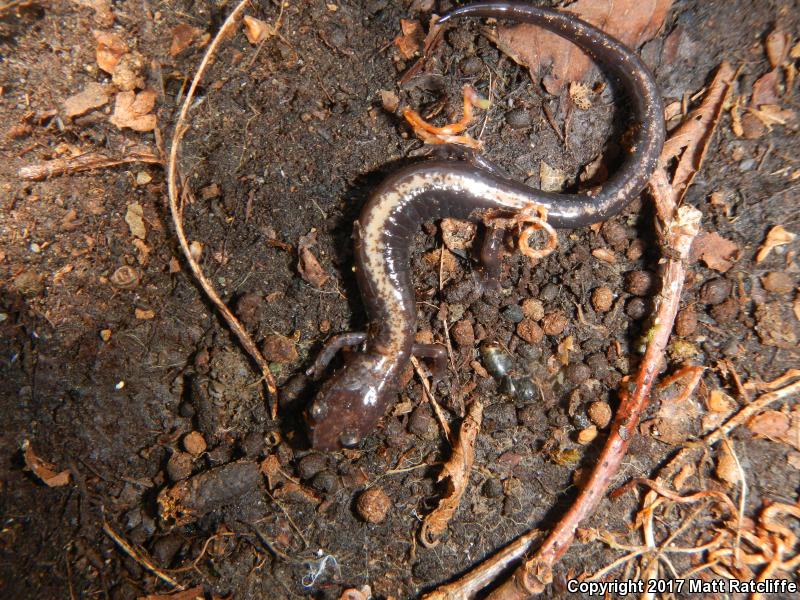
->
305 1 665 450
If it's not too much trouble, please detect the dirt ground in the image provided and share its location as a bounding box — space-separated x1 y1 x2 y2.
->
1 0 799 598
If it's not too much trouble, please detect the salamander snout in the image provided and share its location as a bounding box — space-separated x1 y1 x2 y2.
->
305 367 379 450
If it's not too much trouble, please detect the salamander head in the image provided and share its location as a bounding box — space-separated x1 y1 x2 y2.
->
305 361 391 451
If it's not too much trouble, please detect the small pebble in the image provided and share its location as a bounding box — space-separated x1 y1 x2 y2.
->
516 318 544 344
540 283 559 303
577 426 598 444
100 329 112 342
451 319 474 347
738 158 756 172
183 431 207 456
565 362 591 386
356 487 392 523
761 272 794 294
505 107 532 129
674 306 697 337
459 55 483 75
699 278 731 305
408 406 436 438
591 287 613 312
542 311 568 336
626 239 645 261
626 297 647 320
480 342 513 378
166 452 193 482
501 304 525 323
521 298 545 321
297 453 327 480
710 297 738 323
624 270 657 296
262 334 298 363
587 401 612 429
482 478 504 498
586 353 609 379
311 471 339 494
601 221 627 250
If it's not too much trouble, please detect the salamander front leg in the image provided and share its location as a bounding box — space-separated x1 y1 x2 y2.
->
306 332 367 379
412 343 448 384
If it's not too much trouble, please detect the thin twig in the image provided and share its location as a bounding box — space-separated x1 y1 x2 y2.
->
18 148 162 180
103 520 182 589
165 0 279 416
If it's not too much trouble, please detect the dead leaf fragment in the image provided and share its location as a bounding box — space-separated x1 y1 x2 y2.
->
93 30 128 73
125 202 146 239
395 19 424 59
751 70 781 107
298 247 329 288
110 89 157 131
170 23 203 56
766 28 792 68
22 440 71 487
748 408 800 451
756 225 796 263
716 442 739 487
690 231 739 272
243 15 274 44
420 399 482 547
63 82 109 118
135 308 155 320
489 0 673 94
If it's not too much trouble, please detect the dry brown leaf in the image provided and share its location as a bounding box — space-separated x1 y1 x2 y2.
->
690 231 739 272
22 440 71 487
93 30 128 73
748 408 800 451
420 399 483 546
715 442 739 487
766 28 792 68
751 70 781 107
110 89 157 132
135 308 155 320
243 15 275 44
788 451 800 471
125 202 146 239
489 0 673 94
395 19 424 59
748 104 797 129
756 225 796 263
662 62 735 202
298 247 329 288
63 82 109 118
170 23 203 56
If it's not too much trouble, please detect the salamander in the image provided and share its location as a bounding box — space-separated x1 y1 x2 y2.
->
305 1 665 450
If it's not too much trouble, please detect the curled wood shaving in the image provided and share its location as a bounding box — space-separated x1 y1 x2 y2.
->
420 399 483 547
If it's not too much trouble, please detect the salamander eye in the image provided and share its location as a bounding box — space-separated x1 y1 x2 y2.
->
339 430 361 448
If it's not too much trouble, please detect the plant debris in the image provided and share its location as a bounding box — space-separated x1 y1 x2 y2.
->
486 0 673 94
420 399 482 547
22 440 70 487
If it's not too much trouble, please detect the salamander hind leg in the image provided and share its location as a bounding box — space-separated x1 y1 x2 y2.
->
306 332 367 379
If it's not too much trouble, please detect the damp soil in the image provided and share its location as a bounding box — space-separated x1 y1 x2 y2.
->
1 1 799 599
